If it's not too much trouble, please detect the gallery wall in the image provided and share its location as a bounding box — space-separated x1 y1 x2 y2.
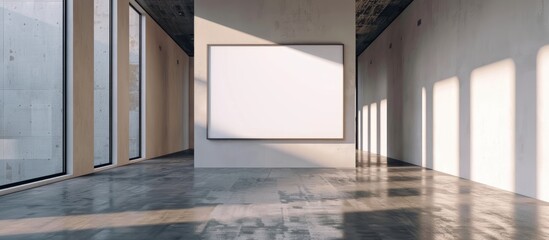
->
358 0 549 201
194 0 356 167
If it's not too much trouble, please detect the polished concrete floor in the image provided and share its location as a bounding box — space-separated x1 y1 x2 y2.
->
0 152 548 240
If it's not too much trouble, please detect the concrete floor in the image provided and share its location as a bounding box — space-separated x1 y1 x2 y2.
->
0 152 548 240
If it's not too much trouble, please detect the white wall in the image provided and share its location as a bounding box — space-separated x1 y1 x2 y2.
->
189 57 194 149
194 0 356 168
358 0 549 201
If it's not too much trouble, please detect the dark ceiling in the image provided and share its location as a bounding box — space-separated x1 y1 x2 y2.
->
135 0 194 54
135 0 412 57
356 0 413 55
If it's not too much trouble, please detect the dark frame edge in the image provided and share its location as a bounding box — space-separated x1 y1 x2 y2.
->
206 43 346 141
128 3 143 161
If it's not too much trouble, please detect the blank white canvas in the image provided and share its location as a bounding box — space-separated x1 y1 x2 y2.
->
208 45 344 139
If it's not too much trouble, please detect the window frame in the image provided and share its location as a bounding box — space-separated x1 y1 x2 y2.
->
128 3 142 161
93 0 114 168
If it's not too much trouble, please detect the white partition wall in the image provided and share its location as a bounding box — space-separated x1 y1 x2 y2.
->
195 0 356 168
208 45 344 139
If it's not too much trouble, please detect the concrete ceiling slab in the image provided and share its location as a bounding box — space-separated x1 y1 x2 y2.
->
135 0 412 56
356 0 413 55
135 0 194 55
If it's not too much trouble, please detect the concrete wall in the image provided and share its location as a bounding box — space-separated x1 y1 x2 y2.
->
0 0 65 185
128 5 141 159
94 0 111 166
194 0 356 168
358 0 549 201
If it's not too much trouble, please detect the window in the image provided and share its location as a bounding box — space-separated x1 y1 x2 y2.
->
128 5 141 160
93 0 112 167
0 0 65 188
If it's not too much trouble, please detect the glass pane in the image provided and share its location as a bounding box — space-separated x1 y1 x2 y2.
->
94 0 111 167
128 6 140 159
0 0 65 187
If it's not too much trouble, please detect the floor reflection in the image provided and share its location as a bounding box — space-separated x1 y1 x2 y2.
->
0 151 547 239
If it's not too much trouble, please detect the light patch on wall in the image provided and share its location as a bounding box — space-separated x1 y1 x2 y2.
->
263 143 356 168
422 87 427 167
0 139 18 160
195 17 273 45
433 77 460 176
470 59 516 192
362 105 369 151
537 46 549 202
370 102 378 154
380 99 387 156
